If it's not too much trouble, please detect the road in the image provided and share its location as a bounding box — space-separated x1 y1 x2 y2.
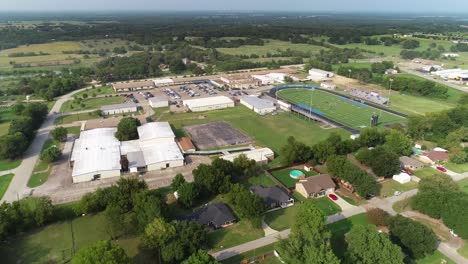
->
398 66 468 93
1 86 93 203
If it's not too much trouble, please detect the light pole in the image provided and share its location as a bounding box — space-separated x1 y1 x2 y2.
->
348 69 352 79
388 78 394 106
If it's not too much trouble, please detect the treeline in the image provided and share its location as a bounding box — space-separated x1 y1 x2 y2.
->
188 37 264 48
411 174 468 239
305 48 364 71
7 51 50 57
0 102 48 160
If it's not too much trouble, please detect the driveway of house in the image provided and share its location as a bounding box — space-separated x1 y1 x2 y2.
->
329 192 356 211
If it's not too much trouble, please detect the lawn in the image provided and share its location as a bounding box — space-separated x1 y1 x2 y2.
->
55 111 101 124
393 197 412 213
264 198 341 231
457 178 468 194
27 139 60 188
377 180 419 197
270 168 317 188
458 242 468 259
73 85 115 98
60 96 126 113
413 167 445 180
0 159 21 171
278 88 406 130
445 162 468 174
221 243 280 264
387 92 456 115
216 39 326 57
0 107 14 136
245 174 276 188
159 106 348 162
208 220 265 252
66 126 82 135
0 213 147 264
0 174 14 199
416 250 455 264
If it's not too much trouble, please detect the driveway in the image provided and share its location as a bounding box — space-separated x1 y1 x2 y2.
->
329 192 357 211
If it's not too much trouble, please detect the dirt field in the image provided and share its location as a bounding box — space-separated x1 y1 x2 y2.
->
184 121 253 149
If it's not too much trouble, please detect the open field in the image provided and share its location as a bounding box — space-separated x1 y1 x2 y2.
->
270 168 317 188
55 111 102 124
0 213 147 264
159 106 349 160
417 251 456 264
278 88 405 129
60 96 126 113
445 162 468 174
0 174 14 199
245 173 276 188
377 180 419 197
72 86 115 98
217 39 326 57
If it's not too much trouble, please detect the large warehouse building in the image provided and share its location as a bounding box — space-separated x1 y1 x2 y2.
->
148 97 169 108
112 80 156 92
240 95 276 115
101 102 138 115
70 122 184 182
307 69 334 82
183 96 234 112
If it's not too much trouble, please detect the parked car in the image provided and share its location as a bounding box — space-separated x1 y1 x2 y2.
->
394 191 402 196
436 166 447 173
328 193 338 201
402 168 413 175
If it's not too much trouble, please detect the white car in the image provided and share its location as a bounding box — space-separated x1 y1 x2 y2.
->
394 191 402 196
450 229 459 237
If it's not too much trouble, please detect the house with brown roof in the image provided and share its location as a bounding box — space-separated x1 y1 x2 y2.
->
295 174 336 199
112 80 155 92
420 150 449 164
399 156 425 170
178 137 196 152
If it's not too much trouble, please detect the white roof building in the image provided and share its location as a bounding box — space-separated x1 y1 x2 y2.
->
148 97 168 108
153 78 174 86
70 128 122 182
220 148 274 164
183 96 235 112
240 96 276 115
137 122 175 142
308 69 334 82
101 102 138 115
252 73 294 85
393 172 411 184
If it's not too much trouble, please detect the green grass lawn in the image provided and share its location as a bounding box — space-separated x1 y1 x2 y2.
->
0 213 146 264
0 174 14 199
216 39 326 57
458 242 468 259
387 92 456 115
457 178 468 194
416 250 455 264
60 96 126 113
66 126 82 135
221 243 280 264
413 167 445 180
264 199 341 231
245 174 276 188
159 106 348 163
270 168 317 188
278 88 405 130
393 197 412 213
73 85 115 98
0 159 21 171
208 220 265 252
0 107 14 136
377 180 419 197
27 139 60 188
55 111 101 124
445 162 468 174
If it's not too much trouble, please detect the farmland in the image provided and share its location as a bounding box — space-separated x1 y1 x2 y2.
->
217 39 326 57
278 88 406 129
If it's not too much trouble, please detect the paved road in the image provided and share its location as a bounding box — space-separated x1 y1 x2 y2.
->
399 66 468 93
1 86 93 203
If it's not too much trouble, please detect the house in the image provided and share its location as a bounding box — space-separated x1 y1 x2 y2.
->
399 156 425 170
250 185 294 209
393 172 411 184
295 174 336 198
420 150 449 164
385 69 398 75
186 203 236 229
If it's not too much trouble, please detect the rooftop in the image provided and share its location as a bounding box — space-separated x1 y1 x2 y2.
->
187 203 236 227
220 148 273 162
241 96 275 110
250 185 291 205
100 102 137 111
148 96 168 104
112 80 155 89
137 122 175 141
297 174 336 193
183 96 234 108
178 137 196 151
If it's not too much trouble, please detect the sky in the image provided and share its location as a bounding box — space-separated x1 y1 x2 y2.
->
2 0 468 13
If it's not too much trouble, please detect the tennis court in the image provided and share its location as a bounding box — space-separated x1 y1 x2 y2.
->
278 88 405 129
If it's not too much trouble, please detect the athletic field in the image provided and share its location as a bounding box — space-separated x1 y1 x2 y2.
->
278 88 405 129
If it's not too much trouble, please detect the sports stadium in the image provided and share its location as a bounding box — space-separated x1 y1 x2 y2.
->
271 85 407 133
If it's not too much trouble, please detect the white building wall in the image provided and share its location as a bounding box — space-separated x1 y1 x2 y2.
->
147 159 184 171
254 106 276 115
149 100 169 108
189 102 235 112
102 106 138 115
72 169 121 183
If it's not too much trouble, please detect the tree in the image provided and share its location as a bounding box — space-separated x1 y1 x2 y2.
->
177 182 200 208
40 146 61 163
401 39 420 49
51 127 68 142
366 146 401 178
384 130 412 156
388 215 438 259
8 116 35 140
133 190 167 232
142 218 176 250
182 250 219 264
115 117 140 141
366 208 390 226
358 127 386 147
22 102 48 129
0 132 29 160
227 184 265 225
72 240 130 264
193 163 231 195
276 202 339 264
346 225 404 264
281 136 312 164
113 177 148 211
11 103 25 115
232 154 258 180
171 173 186 191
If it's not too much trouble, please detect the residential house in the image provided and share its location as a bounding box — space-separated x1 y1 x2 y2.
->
186 203 236 229
295 174 336 198
250 185 294 209
399 156 425 170
419 150 449 164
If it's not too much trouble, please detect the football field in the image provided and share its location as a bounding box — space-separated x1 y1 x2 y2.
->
278 88 405 129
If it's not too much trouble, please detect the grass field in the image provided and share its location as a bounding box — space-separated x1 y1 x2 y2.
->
445 162 468 174
208 220 265 252
412 167 445 180
377 180 419 197
159 106 348 162
27 139 60 188
270 168 317 188
0 213 147 264
55 111 101 124
0 108 14 136
457 178 468 194
216 39 326 57
458 242 468 259
73 85 115 98
278 88 406 129
60 96 126 113
245 174 277 188
0 159 21 172
0 174 14 199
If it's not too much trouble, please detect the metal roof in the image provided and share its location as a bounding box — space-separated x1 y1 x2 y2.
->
148 97 167 104
100 102 137 111
241 96 275 110
137 122 175 141
112 80 155 89
183 96 233 109
70 128 121 177
220 148 274 162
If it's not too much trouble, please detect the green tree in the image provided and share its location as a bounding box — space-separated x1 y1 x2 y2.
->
11 103 25 115
171 173 186 191
281 136 313 164
142 218 176 250
388 215 438 259
276 202 339 264
227 184 265 226
384 130 412 156
177 182 200 208
346 225 404 264
358 127 386 147
51 127 68 142
232 154 258 180
182 250 219 264
72 240 131 264
115 117 140 141
40 146 61 163
133 190 167 232
367 146 401 178
0 132 29 160
8 116 35 140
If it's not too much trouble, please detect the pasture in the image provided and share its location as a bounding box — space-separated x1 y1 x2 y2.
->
278 88 405 129
217 39 326 57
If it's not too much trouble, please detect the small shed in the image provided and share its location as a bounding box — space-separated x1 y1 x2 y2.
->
393 172 411 184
